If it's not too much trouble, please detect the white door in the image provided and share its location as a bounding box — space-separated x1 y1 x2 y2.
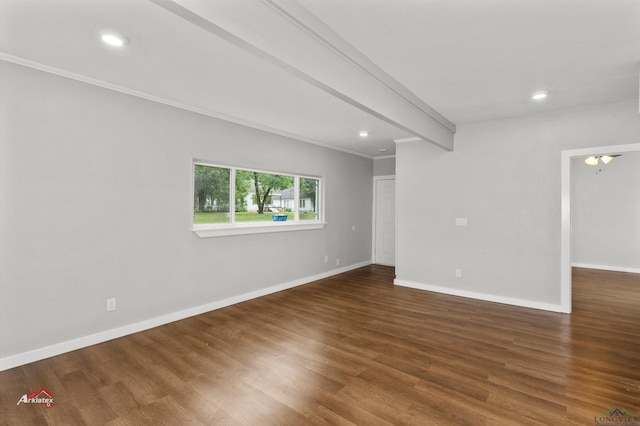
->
374 178 396 266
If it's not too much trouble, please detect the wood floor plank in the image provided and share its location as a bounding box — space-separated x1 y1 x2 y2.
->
1 265 639 425
306 405 359 426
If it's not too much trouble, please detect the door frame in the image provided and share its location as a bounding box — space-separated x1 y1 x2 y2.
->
560 142 640 313
372 175 396 266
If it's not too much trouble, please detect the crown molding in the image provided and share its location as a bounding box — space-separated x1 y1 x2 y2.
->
394 137 422 144
0 54 373 160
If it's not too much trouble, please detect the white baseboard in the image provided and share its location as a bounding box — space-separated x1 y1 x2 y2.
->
394 279 564 313
571 263 640 274
0 260 372 372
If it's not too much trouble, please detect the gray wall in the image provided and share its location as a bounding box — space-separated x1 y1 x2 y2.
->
571 151 640 270
396 100 640 308
0 61 373 359
373 156 395 176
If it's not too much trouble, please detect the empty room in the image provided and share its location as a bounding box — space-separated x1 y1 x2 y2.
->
1 0 639 424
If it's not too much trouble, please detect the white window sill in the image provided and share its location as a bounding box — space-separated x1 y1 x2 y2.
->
193 221 326 238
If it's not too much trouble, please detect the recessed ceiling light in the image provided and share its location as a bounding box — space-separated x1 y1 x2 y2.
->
101 32 128 47
359 131 369 137
531 91 548 101
378 149 387 152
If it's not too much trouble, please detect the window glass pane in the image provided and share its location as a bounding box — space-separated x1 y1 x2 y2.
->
300 177 319 221
236 170 294 222
193 165 230 224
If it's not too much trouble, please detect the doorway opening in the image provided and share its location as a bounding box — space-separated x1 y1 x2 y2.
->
560 142 640 313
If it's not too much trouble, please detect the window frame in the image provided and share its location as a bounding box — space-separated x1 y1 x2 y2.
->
192 160 325 238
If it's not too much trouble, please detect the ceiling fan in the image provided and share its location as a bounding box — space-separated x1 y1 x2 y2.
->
584 154 622 166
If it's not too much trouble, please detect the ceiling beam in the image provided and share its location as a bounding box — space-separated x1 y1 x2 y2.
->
150 0 455 151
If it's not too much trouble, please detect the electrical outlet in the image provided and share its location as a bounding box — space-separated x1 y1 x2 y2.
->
352 225 356 231
324 255 328 263
106 298 117 312
336 258 340 266
455 269 462 278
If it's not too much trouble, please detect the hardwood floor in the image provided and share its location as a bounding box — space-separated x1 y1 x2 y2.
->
1 266 639 425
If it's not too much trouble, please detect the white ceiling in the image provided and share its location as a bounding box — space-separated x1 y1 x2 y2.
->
2 0 639 158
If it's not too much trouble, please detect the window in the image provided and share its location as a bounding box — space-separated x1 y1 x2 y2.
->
193 165 231 224
193 162 324 237
236 170 294 222
299 177 319 221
